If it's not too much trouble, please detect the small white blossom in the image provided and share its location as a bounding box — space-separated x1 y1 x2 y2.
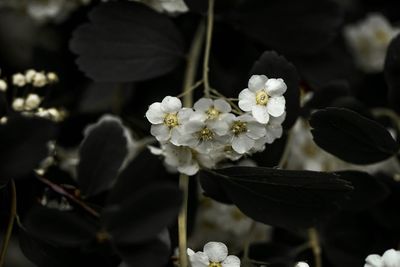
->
365 249 400 267
25 69 37 83
0 79 7 92
47 72 59 83
12 73 26 87
344 13 400 72
239 75 286 124
187 242 240 267
32 72 47 87
12 98 25 111
146 96 192 145
25 94 41 110
295 262 310 267
193 98 232 122
226 114 266 154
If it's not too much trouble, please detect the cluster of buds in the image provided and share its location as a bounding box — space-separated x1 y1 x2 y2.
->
146 75 287 175
0 69 66 123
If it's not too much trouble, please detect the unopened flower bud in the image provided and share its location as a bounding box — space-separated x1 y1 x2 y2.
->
0 79 7 92
25 94 41 110
32 72 47 87
25 69 37 83
295 262 309 267
0 117 7 124
12 98 25 111
12 73 26 87
47 72 58 83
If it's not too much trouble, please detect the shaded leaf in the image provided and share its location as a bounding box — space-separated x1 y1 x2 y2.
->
102 183 182 244
70 1 185 82
310 108 399 164
0 116 57 182
25 205 98 247
305 80 351 110
77 116 128 197
385 34 400 113
228 0 343 56
250 51 300 129
199 167 352 229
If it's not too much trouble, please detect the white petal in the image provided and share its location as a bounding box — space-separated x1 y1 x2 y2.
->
170 128 185 146
270 111 286 125
150 124 170 141
267 96 285 117
248 75 268 92
266 124 283 139
145 102 164 124
178 108 195 122
251 105 270 124
178 162 199 176
365 254 384 267
204 242 228 263
209 120 229 136
214 99 231 113
222 255 241 267
238 89 256 112
148 145 163 155
161 96 182 113
247 121 267 139
265 78 287 96
382 249 400 267
232 135 255 154
194 98 213 112
188 251 209 267
184 120 204 133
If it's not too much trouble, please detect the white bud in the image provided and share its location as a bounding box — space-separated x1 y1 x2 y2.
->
36 108 50 119
47 72 58 83
295 262 310 267
47 108 62 121
25 94 41 110
12 98 25 111
32 72 47 87
0 117 8 124
25 69 37 83
12 73 26 87
0 79 7 92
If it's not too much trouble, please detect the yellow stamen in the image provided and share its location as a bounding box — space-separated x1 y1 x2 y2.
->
164 113 179 128
198 127 214 141
255 90 269 105
231 121 247 136
206 107 220 120
209 262 222 267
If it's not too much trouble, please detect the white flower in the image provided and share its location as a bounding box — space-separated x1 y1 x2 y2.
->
344 13 400 72
239 75 286 124
146 96 192 145
365 249 400 267
193 98 232 122
25 69 37 83
25 94 42 110
12 98 25 111
32 72 47 87
0 79 7 92
264 111 286 144
149 143 214 176
295 262 310 267
187 242 240 267
47 72 59 83
226 114 266 154
12 73 26 87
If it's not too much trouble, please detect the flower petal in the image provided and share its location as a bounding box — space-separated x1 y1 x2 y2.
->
188 251 209 267
204 242 228 263
209 120 229 136
184 120 204 133
170 127 185 146
222 255 240 267
194 98 213 112
178 162 199 176
178 108 195 122
214 99 231 113
248 75 268 92
232 135 255 154
266 96 285 117
150 124 170 141
265 78 287 96
161 96 182 113
238 89 256 112
251 105 270 124
270 112 286 125
365 254 384 267
382 249 400 266
146 102 164 124
247 121 267 139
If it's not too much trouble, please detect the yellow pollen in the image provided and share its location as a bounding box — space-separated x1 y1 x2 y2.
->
209 262 222 267
163 113 179 128
198 127 214 141
206 107 220 120
375 29 390 43
231 121 247 136
256 90 269 105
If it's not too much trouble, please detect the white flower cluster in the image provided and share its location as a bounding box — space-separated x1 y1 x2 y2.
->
344 13 400 72
365 249 400 267
102 0 188 14
187 241 240 267
146 75 287 175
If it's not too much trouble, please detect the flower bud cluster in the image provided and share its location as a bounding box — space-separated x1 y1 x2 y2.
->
145 75 287 175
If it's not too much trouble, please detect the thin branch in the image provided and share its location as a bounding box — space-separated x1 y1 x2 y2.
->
0 180 17 267
203 0 215 98
308 228 322 267
178 174 190 267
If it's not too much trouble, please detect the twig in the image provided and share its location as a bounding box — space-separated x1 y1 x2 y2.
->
178 174 190 267
203 0 215 98
177 80 204 99
0 180 17 267
242 220 257 264
308 228 322 267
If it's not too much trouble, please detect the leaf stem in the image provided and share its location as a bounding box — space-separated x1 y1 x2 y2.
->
0 180 17 267
178 173 189 267
203 0 215 98
308 228 322 267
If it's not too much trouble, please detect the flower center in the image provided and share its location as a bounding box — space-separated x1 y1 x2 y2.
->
231 121 247 136
198 127 214 141
209 262 222 267
163 113 179 128
206 107 220 120
255 90 269 105
375 29 390 44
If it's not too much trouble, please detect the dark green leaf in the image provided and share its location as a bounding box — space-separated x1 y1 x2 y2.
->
385 34 400 113
199 167 352 229
70 1 185 82
310 108 399 164
77 116 128 197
